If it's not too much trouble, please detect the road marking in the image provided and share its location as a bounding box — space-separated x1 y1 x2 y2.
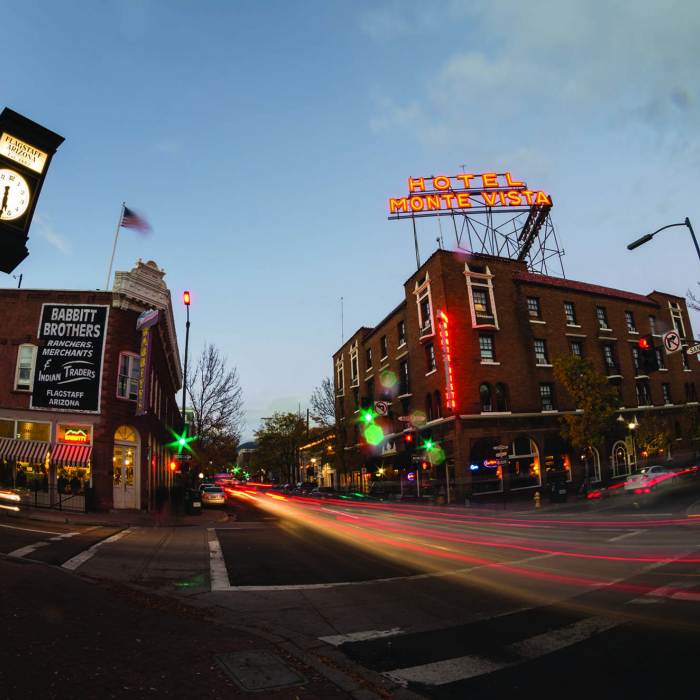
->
607 529 646 542
0 522 74 536
319 628 404 647
384 616 619 686
61 528 133 571
7 541 50 558
208 530 232 591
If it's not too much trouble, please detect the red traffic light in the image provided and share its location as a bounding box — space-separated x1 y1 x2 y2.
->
638 337 650 350
404 432 414 443
169 461 177 472
183 290 191 306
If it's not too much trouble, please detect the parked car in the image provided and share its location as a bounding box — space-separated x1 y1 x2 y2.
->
292 482 317 496
200 485 226 506
624 465 675 494
310 487 341 499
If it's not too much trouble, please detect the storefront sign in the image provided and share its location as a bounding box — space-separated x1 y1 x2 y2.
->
388 172 552 215
0 132 48 174
31 304 109 413
58 425 91 444
135 310 159 416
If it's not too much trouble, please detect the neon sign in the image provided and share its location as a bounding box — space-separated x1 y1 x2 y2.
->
62 428 89 444
388 172 552 216
437 310 456 411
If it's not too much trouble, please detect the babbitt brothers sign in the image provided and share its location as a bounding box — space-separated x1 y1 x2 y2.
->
31 304 109 413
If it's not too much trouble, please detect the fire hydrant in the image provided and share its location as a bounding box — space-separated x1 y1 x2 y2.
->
533 491 541 509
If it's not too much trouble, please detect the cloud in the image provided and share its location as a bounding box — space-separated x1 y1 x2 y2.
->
35 215 70 255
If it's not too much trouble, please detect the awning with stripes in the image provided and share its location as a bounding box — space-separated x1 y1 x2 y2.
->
0 438 50 464
51 443 92 467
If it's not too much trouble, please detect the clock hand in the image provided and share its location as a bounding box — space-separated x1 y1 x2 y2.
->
0 186 8 214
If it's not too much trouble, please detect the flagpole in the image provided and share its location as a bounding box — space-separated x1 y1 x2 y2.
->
105 202 125 290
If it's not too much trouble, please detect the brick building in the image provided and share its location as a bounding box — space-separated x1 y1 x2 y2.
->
0 260 182 511
333 250 699 500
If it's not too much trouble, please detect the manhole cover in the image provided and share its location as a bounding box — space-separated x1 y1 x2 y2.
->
215 650 306 692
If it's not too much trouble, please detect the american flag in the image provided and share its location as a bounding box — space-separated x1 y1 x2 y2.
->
120 206 151 234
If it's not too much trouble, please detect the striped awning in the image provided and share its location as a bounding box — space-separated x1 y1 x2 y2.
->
51 443 92 467
0 438 50 464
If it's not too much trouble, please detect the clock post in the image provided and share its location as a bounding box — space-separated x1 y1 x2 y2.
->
0 108 64 274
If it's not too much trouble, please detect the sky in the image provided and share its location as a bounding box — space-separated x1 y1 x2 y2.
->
3 0 700 440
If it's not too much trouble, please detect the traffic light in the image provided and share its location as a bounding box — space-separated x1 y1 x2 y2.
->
169 461 177 472
403 431 415 451
638 334 659 374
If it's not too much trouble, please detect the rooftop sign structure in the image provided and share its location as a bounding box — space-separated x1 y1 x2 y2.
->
387 170 564 276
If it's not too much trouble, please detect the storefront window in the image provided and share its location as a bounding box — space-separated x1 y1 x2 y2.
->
508 437 541 490
0 419 13 438
16 421 50 442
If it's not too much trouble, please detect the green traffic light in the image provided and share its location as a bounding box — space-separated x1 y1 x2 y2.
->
360 407 377 424
167 428 198 453
423 438 435 451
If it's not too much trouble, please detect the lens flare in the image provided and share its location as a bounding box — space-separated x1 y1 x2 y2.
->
410 410 427 428
379 369 397 388
428 445 446 465
364 423 384 446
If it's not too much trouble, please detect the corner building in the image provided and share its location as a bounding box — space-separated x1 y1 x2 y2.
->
333 251 699 499
0 260 182 511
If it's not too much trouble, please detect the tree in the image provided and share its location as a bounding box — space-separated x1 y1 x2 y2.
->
635 413 671 461
187 344 244 471
310 377 336 428
552 354 620 479
253 412 307 483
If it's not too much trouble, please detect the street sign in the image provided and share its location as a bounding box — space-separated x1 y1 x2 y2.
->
662 330 681 354
398 416 412 422
177 454 192 461
493 444 509 451
374 400 389 416
495 450 509 458
687 343 700 356
411 455 422 464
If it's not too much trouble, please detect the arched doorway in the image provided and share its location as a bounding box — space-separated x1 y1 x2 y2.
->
611 440 632 478
113 425 140 509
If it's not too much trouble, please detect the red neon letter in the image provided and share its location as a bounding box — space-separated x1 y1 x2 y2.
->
455 173 474 189
389 198 408 213
408 177 425 193
456 193 471 208
535 190 552 205
425 195 441 210
410 196 425 211
481 172 499 188
505 171 524 187
507 190 522 206
432 175 451 190
482 191 498 207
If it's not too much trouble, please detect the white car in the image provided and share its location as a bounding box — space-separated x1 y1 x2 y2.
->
624 465 675 494
200 485 226 506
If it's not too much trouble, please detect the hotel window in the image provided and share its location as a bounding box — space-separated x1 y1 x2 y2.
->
682 348 690 370
350 342 359 385
662 383 672 404
534 339 549 365
425 342 436 372
480 383 492 412
540 383 555 411
649 315 657 335
433 390 442 418
625 311 637 333
685 382 697 402
399 359 410 395
425 394 434 421
527 297 541 319
479 334 495 361
631 346 640 374
596 306 609 330
602 344 618 374
397 320 406 347
16 420 50 442
365 347 373 369
570 340 583 358
365 378 374 404
117 353 139 401
15 344 37 392
336 359 345 395
465 262 498 328
636 380 652 406
0 419 13 439
655 348 665 370
564 301 577 325
670 302 686 337
380 335 388 359
495 383 510 412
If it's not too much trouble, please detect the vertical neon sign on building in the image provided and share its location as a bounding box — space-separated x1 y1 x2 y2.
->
437 310 456 411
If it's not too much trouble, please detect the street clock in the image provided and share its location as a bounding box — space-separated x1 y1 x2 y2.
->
0 108 64 274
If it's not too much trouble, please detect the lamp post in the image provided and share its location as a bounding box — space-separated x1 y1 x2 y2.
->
181 291 191 430
627 217 700 263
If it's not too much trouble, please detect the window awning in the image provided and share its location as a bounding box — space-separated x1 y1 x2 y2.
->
0 438 50 463
51 443 92 467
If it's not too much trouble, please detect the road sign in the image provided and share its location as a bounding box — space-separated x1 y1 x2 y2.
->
495 450 509 458
662 330 681 354
411 455 422 464
374 400 389 416
398 416 412 422
177 453 192 461
493 444 509 451
687 343 700 356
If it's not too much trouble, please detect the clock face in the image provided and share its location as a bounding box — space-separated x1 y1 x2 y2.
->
0 168 31 221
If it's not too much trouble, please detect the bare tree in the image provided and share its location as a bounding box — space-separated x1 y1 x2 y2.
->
688 284 700 312
187 344 244 466
310 377 336 428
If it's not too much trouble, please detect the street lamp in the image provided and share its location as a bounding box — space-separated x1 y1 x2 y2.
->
618 414 639 471
181 291 191 428
627 217 700 263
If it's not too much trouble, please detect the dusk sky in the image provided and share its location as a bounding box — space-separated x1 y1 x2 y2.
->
3 1 699 439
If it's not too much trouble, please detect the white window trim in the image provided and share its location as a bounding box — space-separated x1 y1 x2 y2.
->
464 263 499 330
628 330 639 335
397 341 406 350
14 343 37 392
566 323 581 329
395 350 409 360
336 356 345 396
116 351 140 401
425 369 437 377
414 273 435 338
536 363 553 368
566 332 587 338
529 319 546 325
480 360 501 366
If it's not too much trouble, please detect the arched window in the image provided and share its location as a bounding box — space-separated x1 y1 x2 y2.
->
433 391 442 418
479 383 492 412
494 383 510 412
114 425 138 443
611 440 632 477
425 394 433 421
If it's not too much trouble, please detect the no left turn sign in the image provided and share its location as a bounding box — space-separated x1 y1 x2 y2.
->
662 330 681 354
